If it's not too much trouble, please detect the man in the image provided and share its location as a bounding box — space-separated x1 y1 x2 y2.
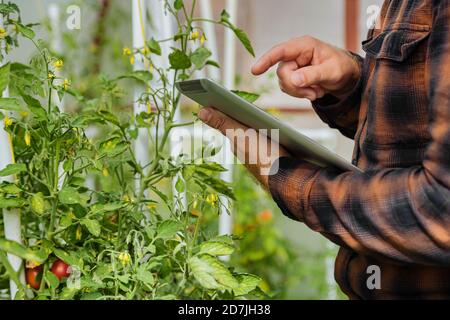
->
198 0 450 299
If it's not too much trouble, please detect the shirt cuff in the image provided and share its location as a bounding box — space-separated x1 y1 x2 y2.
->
312 53 364 120
268 156 321 222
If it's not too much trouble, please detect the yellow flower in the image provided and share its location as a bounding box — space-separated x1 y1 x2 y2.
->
24 131 31 147
102 167 109 177
190 31 199 41
0 27 6 38
200 33 206 45
63 78 71 90
4 115 13 127
141 46 150 56
53 59 64 70
20 111 29 118
118 252 131 266
123 194 131 203
48 71 55 80
129 56 135 65
76 225 82 240
26 260 41 269
206 193 218 206
122 47 132 56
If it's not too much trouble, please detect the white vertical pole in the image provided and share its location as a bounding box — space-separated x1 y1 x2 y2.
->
48 4 66 190
48 4 63 54
218 0 237 253
48 4 64 112
132 0 150 193
199 0 220 81
0 18 25 299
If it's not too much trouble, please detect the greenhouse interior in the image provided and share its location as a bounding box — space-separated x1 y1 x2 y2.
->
1 0 448 304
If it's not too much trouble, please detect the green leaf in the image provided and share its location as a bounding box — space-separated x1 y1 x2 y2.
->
233 273 262 296
194 171 236 200
175 177 185 193
0 163 27 177
0 239 48 264
205 60 221 68
59 213 73 228
80 219 101 237
59 287 78 300
45 270 60 289
117 70 153 85
16 23 35 39
91 202 125 213
231 90 260 103
59 187 88 205
63 159 73 172
0 3 20 15
169 49 192 70
30 192 45 215
53 248 83 268
136 265 154 286
0 197 24 208
0 97 23 112
99 137 129 157
157 219 183 239
191 47 212 70
220 10 231 22
0 63 10 93
199 240 234 256
19 93 47 120
0 182 22 194
232 27 255 57
173 0 183 10
189 254 239 290
149 185 168 204
147 38 161 55
220 10 255 57
196 162 227 173
210 235 235 245
98 109 120 126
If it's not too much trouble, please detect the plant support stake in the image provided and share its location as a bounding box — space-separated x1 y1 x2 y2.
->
0 17 25 299
132 0 150 194
219 0 238 261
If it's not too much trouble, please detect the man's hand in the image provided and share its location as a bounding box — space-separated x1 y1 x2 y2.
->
198 107 289 189
252 36 361 101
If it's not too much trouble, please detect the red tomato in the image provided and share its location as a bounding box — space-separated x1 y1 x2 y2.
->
50 259 70 280
26 266 43 290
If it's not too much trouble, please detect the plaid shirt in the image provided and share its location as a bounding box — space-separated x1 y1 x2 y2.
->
269 0 450 299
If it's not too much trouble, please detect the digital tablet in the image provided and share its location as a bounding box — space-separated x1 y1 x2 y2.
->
176 78 363 174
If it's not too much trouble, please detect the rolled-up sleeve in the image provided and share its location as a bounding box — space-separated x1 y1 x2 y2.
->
312 53 364 140
269 1 450 266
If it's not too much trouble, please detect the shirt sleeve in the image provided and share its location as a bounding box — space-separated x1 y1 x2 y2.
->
311 52 364 140
269 1 450 266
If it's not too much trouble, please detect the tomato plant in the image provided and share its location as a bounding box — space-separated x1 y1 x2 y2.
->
0 1 263 300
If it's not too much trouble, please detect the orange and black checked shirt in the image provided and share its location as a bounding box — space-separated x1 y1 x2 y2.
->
268 0 450 299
